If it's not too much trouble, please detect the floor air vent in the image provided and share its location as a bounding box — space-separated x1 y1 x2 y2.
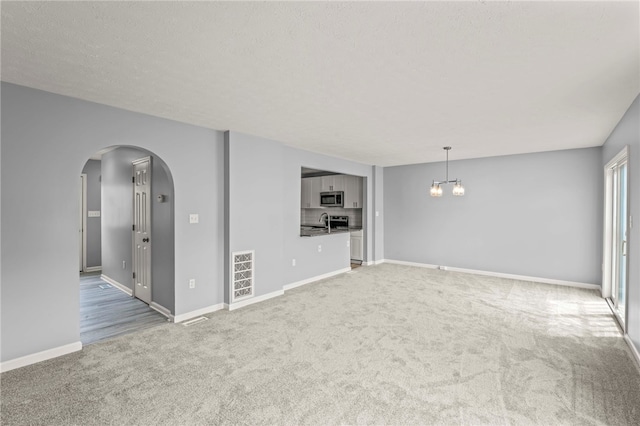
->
182 316 209 326
232 250 254 303
98 284 112 290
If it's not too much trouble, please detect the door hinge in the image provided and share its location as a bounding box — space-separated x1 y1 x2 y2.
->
132 176 135 183
133 272 136 279
132 224 135 231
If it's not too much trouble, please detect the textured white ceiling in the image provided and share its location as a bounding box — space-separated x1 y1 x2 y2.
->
1 1 638 166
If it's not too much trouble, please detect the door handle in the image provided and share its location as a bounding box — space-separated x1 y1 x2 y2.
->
143 237 149 243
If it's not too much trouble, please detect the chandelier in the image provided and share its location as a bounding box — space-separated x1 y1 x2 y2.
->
430 147 465 197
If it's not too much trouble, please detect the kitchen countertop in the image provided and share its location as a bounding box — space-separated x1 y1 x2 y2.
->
300 225 362 237
301 223 362 229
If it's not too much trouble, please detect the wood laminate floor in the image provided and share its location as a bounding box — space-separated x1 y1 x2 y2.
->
80 273 168 345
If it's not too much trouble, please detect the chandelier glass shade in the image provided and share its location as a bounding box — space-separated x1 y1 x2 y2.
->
430 183 443 197
430 147 465 197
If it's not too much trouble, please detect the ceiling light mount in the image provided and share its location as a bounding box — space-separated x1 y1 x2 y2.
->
430 146 465 197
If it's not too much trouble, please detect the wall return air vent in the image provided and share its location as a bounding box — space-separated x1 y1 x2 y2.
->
231 250 254 303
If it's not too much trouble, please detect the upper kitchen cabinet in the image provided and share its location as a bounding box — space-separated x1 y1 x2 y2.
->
344 175 363 208
310 178 322 208
321 175 345 192
300 170 362 209
301 177 323 208
301 178 312 208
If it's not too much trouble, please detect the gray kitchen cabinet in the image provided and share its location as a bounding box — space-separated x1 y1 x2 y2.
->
344 175 363 208
350 229 363 261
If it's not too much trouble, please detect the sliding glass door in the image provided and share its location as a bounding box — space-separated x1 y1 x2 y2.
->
604 148 629 328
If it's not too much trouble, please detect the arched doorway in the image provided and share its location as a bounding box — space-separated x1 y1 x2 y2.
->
78 145 175 344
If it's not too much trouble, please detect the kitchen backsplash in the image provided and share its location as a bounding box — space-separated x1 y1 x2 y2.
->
301 208 363 228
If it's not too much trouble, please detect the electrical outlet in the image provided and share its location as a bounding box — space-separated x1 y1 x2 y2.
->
189 279 196 289
292 259 296 266
347 240 350 247
189 214 199 224
122 261 126 269
376 211 380 217
318 245 322 253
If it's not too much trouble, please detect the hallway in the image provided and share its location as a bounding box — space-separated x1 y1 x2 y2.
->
80 273 167 345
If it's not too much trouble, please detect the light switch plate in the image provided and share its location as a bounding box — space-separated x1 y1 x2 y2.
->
189 214 199 224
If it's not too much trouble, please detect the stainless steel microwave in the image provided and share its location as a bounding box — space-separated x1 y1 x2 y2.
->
320 191 344 207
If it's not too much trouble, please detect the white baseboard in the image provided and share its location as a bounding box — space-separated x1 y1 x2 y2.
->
624 334 640 373
85 266 102 273
383 260 600 290
372 259 385 265
0 341 82 373
150 302 173 321
100 274 133 296
283 267 351 291
383 259 439 269
445 266 600 290
228 289 285 311
173 303 225 323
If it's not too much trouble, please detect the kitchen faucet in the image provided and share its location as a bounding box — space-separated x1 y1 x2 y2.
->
319 212 331 233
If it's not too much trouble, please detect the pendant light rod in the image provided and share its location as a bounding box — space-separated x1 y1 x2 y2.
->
445 146 450 182
432 147 458 185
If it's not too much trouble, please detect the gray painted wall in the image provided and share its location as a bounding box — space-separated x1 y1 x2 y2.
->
101 149 135 288
223 133 230 304
226 131 285 300
1 83 224 362
81 160 102 268
384 147 603 284
151 153 176 313
101 147 175 312
224 131 382 302
373 166 384 262
602 94 640 354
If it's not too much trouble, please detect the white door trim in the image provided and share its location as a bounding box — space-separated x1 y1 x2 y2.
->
80 173 87 273
602 145 629 330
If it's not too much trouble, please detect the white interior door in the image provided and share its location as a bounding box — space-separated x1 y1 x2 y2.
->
132 157 152 304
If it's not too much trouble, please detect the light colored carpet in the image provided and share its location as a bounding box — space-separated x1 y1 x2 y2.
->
2 264 639 425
